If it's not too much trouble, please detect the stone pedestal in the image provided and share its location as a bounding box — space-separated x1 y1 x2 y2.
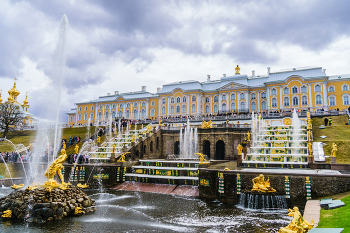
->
307 155 314 164
110 153 116 163
331 156 337 164
237 153 242 166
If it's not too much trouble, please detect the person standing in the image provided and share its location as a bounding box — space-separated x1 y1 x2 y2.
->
324 117 328 126
329 117 333 126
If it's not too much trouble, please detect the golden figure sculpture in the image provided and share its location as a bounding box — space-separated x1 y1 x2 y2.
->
331 143 337 157
112 144 116 153
10 184 24 189
1 210 11 218
74 207 82 215
307 111 311 120
247 132 251 141
132 135 135 142
278 207 314 233
97 136 101 143
117 152 130 162
159 118 161 126
251 174 276 192
201 120 212 129
77 183 89 189
307 118 312 130
307 131 312 141
194 153 209 164
26 182 38 191
308 142 313 156
237 144 243 155
74 144 79 154
235 65 240 75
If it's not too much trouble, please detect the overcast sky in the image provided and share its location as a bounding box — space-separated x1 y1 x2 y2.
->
1 0 350 121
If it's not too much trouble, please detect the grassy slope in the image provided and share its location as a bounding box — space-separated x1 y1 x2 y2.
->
312 115 350 163
318 194 350 231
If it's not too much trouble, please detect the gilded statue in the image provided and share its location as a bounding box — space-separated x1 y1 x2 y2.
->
1 210 11 218
112 144 116 153
74 144 79 154
74 207 82 215
251 174 276 192
307 131 312 141
194 153 209 164
10 184 24 189
247 132 251 141
201 120 212 129
117 152 130 162
278 207 314 233
159 118 161 126
26 182 38 191
97 136 101 143
77 183 89 189
235 65 240 75
308 142 313 156
132 134 135 142
307 111 311 120
331 143 337 157
307 118 312 130
237 144 243 155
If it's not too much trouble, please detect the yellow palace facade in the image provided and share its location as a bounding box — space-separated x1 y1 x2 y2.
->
67 66 350 126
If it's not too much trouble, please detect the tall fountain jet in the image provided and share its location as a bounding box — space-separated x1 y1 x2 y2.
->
179 119 198 159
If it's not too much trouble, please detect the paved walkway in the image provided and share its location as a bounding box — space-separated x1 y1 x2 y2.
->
304 200 321 228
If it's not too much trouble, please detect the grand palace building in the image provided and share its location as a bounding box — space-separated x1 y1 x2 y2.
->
67 66 350 126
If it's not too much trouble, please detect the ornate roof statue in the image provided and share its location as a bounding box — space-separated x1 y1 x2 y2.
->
235 65 241 75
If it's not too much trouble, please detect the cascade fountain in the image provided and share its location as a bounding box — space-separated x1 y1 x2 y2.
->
179 119 198 159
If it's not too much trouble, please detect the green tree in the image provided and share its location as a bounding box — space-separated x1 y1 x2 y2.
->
0 102 25 137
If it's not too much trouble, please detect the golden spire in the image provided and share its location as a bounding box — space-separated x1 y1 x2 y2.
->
0 90 2 103
235 65 241 75
23 92 29 105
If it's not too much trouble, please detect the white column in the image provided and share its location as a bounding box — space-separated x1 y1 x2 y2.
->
197 94 200 115
257 91 260 111
158 97 161 118
266 87 270 111
75 108 78 125
167 97 170 117
218 94 222 112
245 91 249 112
146 100 149 118
308 84 313 108
95 103 98 124
187 95 190 115
323 82 328 110
280 87 283 110
123 103 126 119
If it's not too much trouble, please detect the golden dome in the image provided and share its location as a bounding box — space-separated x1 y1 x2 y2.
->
7 95 14 103
8 79 20 98
23 92 29 106
0 90 2 103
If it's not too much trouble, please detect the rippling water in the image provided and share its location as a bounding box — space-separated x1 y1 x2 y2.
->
0 188 291 232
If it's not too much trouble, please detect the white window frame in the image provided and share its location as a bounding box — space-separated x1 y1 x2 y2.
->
302 96 308 105
316 95 322 105
342 84 349 92
230 94 236 100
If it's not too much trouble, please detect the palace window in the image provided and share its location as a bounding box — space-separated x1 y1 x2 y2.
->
176 106 180 113
126 103 130 108
170 106 174 114
151 101 155 106
343 84 349 92
112 111 115 119
214 105 218 113
162 98 166 104
141 109 145 118
77 114 81 121
126 110 130 118
150 109 155 117
171 97 175 103
316 95 322 105
292 86 298 94
231 94 236 100
222 95 227 101
192 95 196 102
99 105 102 110
293 97 298 106
302 96 308 105
133 110 137 118
84 113 87 120
261 101 267 110
214 96 218 102
70 116 73 122
261 92 266 99
240 102 245 111
251 93 256 100
343 95 349 105
191 104 196 113
183 96 186 103
328 86 335 92
134 103 137 107
119 104 123 108
251 102 256 111
106 104 109 109
105 111 109 119
141 102 146 107
272 98 277 107
91 106 94 111
90 113 94 120
283 87 289 95
240 93 245 99
162 106 166 114
329 97 335 106
301 86 307 93
98 112 102 120
112 104 116 109
231 102 236 111
315 84 321 92
84 106 88 111
176 97 181 103
284 97 290 106
118 111 122 118
182 105 186 113
222 103 227 112
271 88 277 96
205 105 209 113
79 107 82 111
205 97 210 103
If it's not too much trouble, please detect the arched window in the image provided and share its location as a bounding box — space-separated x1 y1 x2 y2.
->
261 101 267 110
192 95 196 102
91 106 95 111
118 111 123 118
98 112 102 120
171 97 175 103
214 105 218 113
191 104 196 113
328 86 335 92
231 94 236 100
106 105 109 109
271 88 277 96
183 96 186 103
329 97 335 106
133 110 137 118
222 103 227 112
151 101 155 106
301 86 307 93
240 93 245 99
79 107 82 111
176 97 181 103
78 114 81 121
205 105 209 113
272 98 277 107
316 95 322 104
141 102 146 107
343 85 349 92
112 111 115 119
170 106 174 114
284 97 290 106
205 97 210 103
182 105 186 113
293 97 298 106
126 110 130 118
141 109 145 118
222 95 227 101
302 96 308 105
343 95 349 105
176 106 180 113
119 104 123 108
134 102 137 107
240 102 245 111
162 106 166 114
105 111 109 119
261 92 266 99
84 106 88 111
284 87 289 94
315 84 321 92
292 86 298 94
162 98 166 104
150 109 155 117
99 105 102 110
251 102 256 110
112 104 116 109
231 102 236 110
214 96 218 102
90 113 94 120
84 113 87 120
251 93 256 99
69 116 73 122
